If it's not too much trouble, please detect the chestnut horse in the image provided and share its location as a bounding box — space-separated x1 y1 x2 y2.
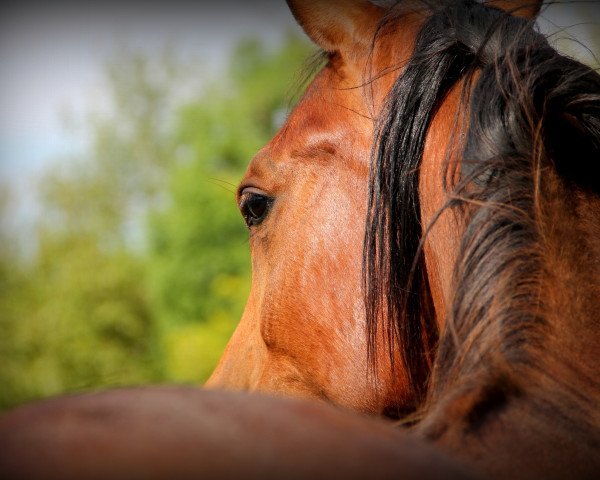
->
2 1 599 478
0 3 478 477
206 0 543 417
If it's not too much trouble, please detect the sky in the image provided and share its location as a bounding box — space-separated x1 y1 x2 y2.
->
0 0 301 237
0 1 301 173
0 0 598 240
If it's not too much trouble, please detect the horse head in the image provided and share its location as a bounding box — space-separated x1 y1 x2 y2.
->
208 0 544 417
207 0 418 416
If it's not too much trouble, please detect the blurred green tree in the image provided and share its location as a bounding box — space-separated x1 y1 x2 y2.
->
0 51 179 408
0 34 315 409
148 35 315 382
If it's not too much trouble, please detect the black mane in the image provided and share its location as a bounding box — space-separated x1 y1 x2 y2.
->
364 0 600 409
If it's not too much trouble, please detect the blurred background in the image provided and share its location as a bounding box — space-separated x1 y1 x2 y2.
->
0 0 598 410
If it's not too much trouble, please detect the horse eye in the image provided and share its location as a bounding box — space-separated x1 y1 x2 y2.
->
239 189 273 228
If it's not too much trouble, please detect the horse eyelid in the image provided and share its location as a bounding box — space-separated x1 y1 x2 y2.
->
239 189 274 228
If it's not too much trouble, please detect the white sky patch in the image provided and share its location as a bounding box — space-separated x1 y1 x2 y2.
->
0 1 299 175
537 2 600 67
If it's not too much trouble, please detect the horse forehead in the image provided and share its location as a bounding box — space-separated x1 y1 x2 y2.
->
263 9 425 164
268 71 372 165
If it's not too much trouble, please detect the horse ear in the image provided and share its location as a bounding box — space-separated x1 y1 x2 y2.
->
485 0 543 18
286 0 384 55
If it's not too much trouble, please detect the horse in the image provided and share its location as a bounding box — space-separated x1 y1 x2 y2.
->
360 1 600 478
0 3 479 477
209 0 600 477
206 0 543 418
2 1 599 478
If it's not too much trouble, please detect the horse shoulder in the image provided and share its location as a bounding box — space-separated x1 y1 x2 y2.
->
0 386 479 480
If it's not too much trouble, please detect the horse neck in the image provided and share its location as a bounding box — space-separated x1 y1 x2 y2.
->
536 177 600 387
418 164 600 478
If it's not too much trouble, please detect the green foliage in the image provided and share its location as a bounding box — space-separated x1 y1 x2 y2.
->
148 35 314 383
0 236 162 408
0 49 179 409
0 34 314 409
